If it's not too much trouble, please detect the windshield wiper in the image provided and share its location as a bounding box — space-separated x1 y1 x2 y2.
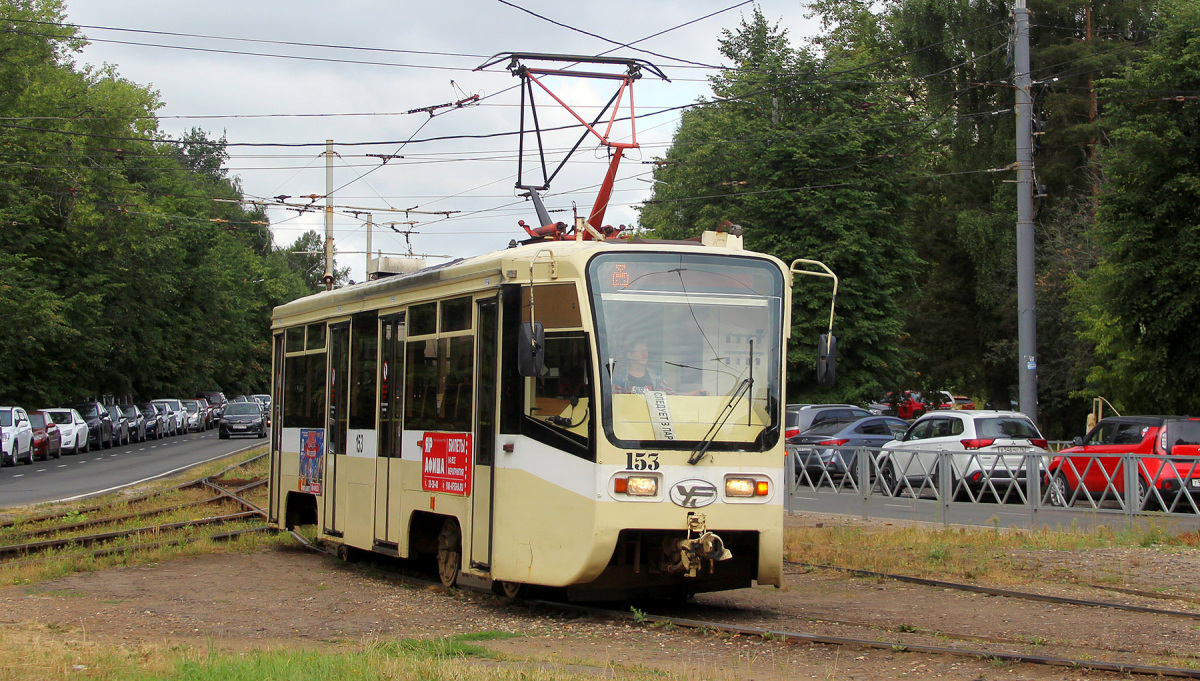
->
688 378 752 465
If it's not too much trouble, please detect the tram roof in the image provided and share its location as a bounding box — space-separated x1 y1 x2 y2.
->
271 233 779 328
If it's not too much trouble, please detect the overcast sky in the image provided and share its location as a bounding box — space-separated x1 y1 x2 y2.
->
61 0 821 281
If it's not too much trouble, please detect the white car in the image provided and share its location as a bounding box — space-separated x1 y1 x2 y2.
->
152 400 184 436
181 400 205 432
1 406 35 466
879 410 1049 499
41 408 90 454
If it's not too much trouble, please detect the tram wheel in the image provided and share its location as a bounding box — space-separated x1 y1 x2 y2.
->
498 581 525 599
436 519 461 587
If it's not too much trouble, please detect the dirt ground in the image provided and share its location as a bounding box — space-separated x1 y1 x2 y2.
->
4 524 1200 681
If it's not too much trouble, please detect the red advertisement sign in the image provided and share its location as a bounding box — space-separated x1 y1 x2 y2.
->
421 432 473 496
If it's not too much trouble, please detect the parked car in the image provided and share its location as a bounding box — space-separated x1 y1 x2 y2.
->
1046 416 1200 511
194 397 213 429
219 401 268 439
197 391 227 422
1 406 35 466
251 394 271 419
42 408 89 454
67 401 114 449
879 410 1049 499
28 411 62 461
789 415 910 486
106 404 130 446
138 403 164 440
181 399 206 433
931 391 976 410
870 391 928 420
152 400 183 436
121 404 147 443
784 404 872 440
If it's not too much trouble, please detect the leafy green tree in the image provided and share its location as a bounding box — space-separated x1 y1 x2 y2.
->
1075 0 1200 413
639 8 921 403
284 230 350 293
0 0 312 405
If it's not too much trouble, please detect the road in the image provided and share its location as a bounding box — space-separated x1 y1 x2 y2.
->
0 429 266 508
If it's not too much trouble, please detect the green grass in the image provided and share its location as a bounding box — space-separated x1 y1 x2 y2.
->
785 521 1200 586
0 632 633 681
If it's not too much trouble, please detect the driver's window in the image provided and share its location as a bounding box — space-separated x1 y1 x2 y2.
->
526 333 591 438
1084 421 1116 445
906 420 933 441
1113 423 1148 445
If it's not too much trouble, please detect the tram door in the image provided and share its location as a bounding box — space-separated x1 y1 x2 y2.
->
470 297 500 570
324 321 350 537
374 313 405 548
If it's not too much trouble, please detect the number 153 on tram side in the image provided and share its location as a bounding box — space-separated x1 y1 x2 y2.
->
266 226 837 600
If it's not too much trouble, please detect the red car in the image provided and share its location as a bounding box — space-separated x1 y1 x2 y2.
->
1046 416 1200 511
29 411 62 461
875 391 927 420
933 391 975 410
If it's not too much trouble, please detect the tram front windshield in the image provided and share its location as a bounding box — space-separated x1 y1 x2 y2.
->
588 252 784 451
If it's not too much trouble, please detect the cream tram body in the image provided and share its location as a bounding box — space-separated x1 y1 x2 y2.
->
266 230 794 599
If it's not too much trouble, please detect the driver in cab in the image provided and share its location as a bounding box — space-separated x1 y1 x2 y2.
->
611 342 707 396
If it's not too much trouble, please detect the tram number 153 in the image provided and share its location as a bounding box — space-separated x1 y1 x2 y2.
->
625 452 659 471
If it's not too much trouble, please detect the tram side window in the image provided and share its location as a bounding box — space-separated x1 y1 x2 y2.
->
441 296 472 332
441 336 474 431
349 312 378 431
285 327 305 353
410 302 436 336
283 354 326 428
306 323 326 350
406 339 439 431
404 336 474 432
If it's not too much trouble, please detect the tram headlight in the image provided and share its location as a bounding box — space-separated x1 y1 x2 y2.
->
726 477 769 497
615 476 658 496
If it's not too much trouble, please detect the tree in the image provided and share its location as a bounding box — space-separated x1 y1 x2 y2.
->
1075 0 1200 413
284 230 351 292
639 8 921 403
0 0 313 404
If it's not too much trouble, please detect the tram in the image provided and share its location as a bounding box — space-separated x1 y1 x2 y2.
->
265 221 835 600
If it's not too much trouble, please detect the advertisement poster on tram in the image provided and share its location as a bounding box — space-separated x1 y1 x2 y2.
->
299 428 325 494
421 432 473 496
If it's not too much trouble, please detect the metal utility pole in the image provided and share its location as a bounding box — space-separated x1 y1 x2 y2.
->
323 139 335 291
365 213 373 278
1014 0 1038 421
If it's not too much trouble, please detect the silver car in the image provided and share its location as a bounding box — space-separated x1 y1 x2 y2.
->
151 401 182 436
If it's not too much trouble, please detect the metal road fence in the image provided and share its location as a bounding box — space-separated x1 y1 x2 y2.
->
785 445 1200 531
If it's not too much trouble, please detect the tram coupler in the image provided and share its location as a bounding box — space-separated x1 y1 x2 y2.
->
662 513 732 578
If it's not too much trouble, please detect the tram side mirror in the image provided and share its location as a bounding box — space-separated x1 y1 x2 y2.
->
816 333 837 386
518 321 545 377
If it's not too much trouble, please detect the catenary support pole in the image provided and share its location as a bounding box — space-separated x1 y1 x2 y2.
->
1014 0 1038 422
324 139 335 291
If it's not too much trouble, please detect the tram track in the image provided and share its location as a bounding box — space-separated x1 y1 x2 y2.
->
786 559 1200 620
0 453 270 561
284 531 1200 678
